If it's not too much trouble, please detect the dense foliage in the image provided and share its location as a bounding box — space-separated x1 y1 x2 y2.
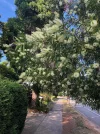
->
1 0 100 109
1 18 24 45
0 63 18 80
15 0 64 33
0 78 27 134
38 92 53 112
0 0 64 48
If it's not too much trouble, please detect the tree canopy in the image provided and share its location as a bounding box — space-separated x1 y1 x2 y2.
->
1 0 100 109
1 18 24 45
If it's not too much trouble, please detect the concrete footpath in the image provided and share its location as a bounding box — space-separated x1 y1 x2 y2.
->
22 98 63 134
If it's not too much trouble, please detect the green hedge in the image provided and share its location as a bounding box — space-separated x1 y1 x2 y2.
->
0 79 27 134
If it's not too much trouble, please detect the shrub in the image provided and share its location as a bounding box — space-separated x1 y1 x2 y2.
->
58 92 64 96
0 79 27 134
0 64 18 80
40 92 52 103
37 92 54 112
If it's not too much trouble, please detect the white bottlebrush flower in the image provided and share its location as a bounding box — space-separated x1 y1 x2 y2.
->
17 79 22 83
31 58 34 61
40 80 43 84
16 57 20 60
47 25 59 34
59 1 62 6
47 73 51 77
27 77 32 81
81 51 86 56
60 57 66 61
26 34 33 42
38 68 42 71
58 34 65 43
95 80 98 83
97 83 100 86
18 49 21 52
58 82 61 85
86 71 92 76
60 72 63 76
54 19 63 26
51 71 54 76
89 46 94 49
84 86 87 90
28 67 31 70
72 54 77 58
19 72 26 78
87 68 93 73
93 63 99 68
96 34 100 41
43 72 46 75
42 48 51 53
3 44 9 48
59 63 63 68
64 78 67 82
64 40 67 44
84 37 89 43
32 31 44 39
84 44 90 48
40 58 45 62
74 5 78 9
67 81 71 85
20 52 26 56
84 44 94 49
73 72 80 78
27 49 30 52
62 84 65 88
91 20 98 27
79 88 83 92
93 42 99 47
77 67 81 71
44 85 47 88
84 0 88 3
33 72 37 75
69 9 73 14
89 27 94 32
36 53 42 58
68 36 75 43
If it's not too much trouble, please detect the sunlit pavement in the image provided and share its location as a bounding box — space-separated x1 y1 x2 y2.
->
22 98 100 134
22 98 63 134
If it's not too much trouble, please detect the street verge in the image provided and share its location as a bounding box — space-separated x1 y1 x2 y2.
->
62 99 100 134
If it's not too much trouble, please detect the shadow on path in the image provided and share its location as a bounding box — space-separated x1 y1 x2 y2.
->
22 98 63 134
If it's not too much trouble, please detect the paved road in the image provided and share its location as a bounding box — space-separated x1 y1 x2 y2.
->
75 104 100 127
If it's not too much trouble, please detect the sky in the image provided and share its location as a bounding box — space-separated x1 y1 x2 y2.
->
0 0 16 22
0 0 16 62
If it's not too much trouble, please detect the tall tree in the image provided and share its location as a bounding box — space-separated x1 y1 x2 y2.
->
1 18 24 46
15 0 65 34
3 0 100 109
1 0 65 48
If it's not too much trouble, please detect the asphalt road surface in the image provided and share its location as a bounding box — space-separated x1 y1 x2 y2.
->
75 104 100 127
